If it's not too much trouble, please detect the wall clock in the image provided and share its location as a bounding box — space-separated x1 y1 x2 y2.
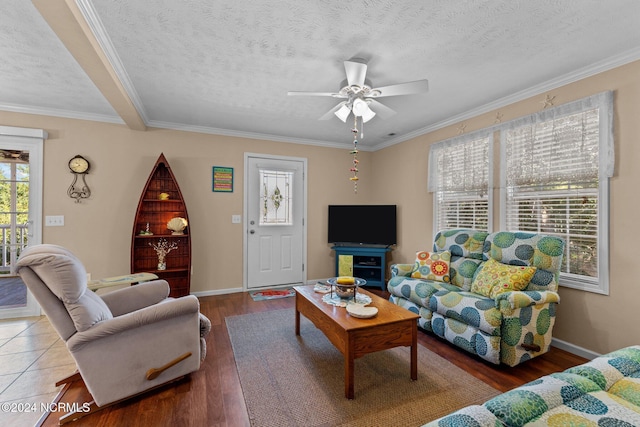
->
67 155 91 202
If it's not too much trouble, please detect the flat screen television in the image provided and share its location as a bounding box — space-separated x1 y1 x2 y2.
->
328 205 397 246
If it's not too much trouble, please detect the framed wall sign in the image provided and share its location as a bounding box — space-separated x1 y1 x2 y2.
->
212 166 233 192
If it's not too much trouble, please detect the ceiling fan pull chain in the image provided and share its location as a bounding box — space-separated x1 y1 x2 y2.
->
350 115 359 193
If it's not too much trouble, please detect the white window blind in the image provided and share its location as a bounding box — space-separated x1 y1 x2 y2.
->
428 132 492 232
500 91 613 294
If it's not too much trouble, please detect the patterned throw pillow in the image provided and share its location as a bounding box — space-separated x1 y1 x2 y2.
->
471 258 537 298
411 251 451 282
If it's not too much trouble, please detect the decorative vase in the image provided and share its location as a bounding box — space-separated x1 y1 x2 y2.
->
149 238 177 272
157 253 167 270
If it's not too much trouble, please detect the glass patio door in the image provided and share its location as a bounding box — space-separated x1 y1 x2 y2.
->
0 126 44 319
0 160 29 275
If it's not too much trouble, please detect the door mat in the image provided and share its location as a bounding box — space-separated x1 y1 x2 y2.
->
249 287 295 301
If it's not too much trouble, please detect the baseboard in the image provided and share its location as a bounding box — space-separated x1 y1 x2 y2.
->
193 279 331 298
191 287 244 297
192 282 313 297
551 337 601 360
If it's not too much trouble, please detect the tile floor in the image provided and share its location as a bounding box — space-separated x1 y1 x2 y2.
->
0 316 75 426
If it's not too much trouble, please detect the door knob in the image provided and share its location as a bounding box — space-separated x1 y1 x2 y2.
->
250 230 255 234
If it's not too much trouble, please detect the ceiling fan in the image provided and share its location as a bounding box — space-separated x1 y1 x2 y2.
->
287 59 429 123
0 149 29 163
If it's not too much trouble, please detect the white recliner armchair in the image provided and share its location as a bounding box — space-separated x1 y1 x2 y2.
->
16 244 211 424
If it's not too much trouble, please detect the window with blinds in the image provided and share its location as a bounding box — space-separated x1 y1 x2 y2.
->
428 92 612 293
429 134 491 232
435 192 489 231
502 106 608 293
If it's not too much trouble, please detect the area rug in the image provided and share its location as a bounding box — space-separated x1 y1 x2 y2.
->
249 287 295 301
226 309 500 427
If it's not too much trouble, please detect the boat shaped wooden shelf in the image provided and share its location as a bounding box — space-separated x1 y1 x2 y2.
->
131 153 191 297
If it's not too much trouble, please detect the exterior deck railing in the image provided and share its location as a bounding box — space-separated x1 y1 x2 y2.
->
0 224 29 274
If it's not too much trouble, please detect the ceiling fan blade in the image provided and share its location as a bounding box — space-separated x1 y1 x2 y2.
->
344 60 367 87
319 102 348 120
287 91 343 97
370 79 429 97
367 99 397 119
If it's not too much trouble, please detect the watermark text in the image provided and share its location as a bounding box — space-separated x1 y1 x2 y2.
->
1 401 91 413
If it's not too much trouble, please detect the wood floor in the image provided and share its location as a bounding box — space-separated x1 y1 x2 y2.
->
41 288 588 427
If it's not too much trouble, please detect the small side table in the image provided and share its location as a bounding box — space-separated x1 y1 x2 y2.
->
88 272 159 292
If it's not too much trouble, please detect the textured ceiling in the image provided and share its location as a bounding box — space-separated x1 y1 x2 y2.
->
1 0 640 149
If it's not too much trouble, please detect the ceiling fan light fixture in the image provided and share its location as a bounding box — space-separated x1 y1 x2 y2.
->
361 107 376 123
352 98 376 122
334 104 351 122
351 98 367 116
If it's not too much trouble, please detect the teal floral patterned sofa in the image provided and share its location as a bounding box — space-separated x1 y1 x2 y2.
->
388 229 565 366
423 345 640 426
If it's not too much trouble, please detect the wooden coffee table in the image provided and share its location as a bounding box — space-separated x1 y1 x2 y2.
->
293 284 420 399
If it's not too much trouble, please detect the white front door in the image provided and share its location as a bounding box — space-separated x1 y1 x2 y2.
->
0 126 44 319
245 154 306 289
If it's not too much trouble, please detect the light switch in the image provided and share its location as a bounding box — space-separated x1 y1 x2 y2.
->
232 215 241 224
45 215 65 226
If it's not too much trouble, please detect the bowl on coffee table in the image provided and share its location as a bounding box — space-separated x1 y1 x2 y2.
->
326 277 367 299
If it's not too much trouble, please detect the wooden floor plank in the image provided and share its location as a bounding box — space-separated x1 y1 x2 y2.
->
39 287 587 426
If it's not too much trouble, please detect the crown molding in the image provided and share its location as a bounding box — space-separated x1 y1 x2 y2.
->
146 120 364 151
0 102 124 125
371 47 640 151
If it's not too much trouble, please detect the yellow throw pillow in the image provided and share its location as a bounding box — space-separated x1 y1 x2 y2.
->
411 251 451 283
471 258 537 298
